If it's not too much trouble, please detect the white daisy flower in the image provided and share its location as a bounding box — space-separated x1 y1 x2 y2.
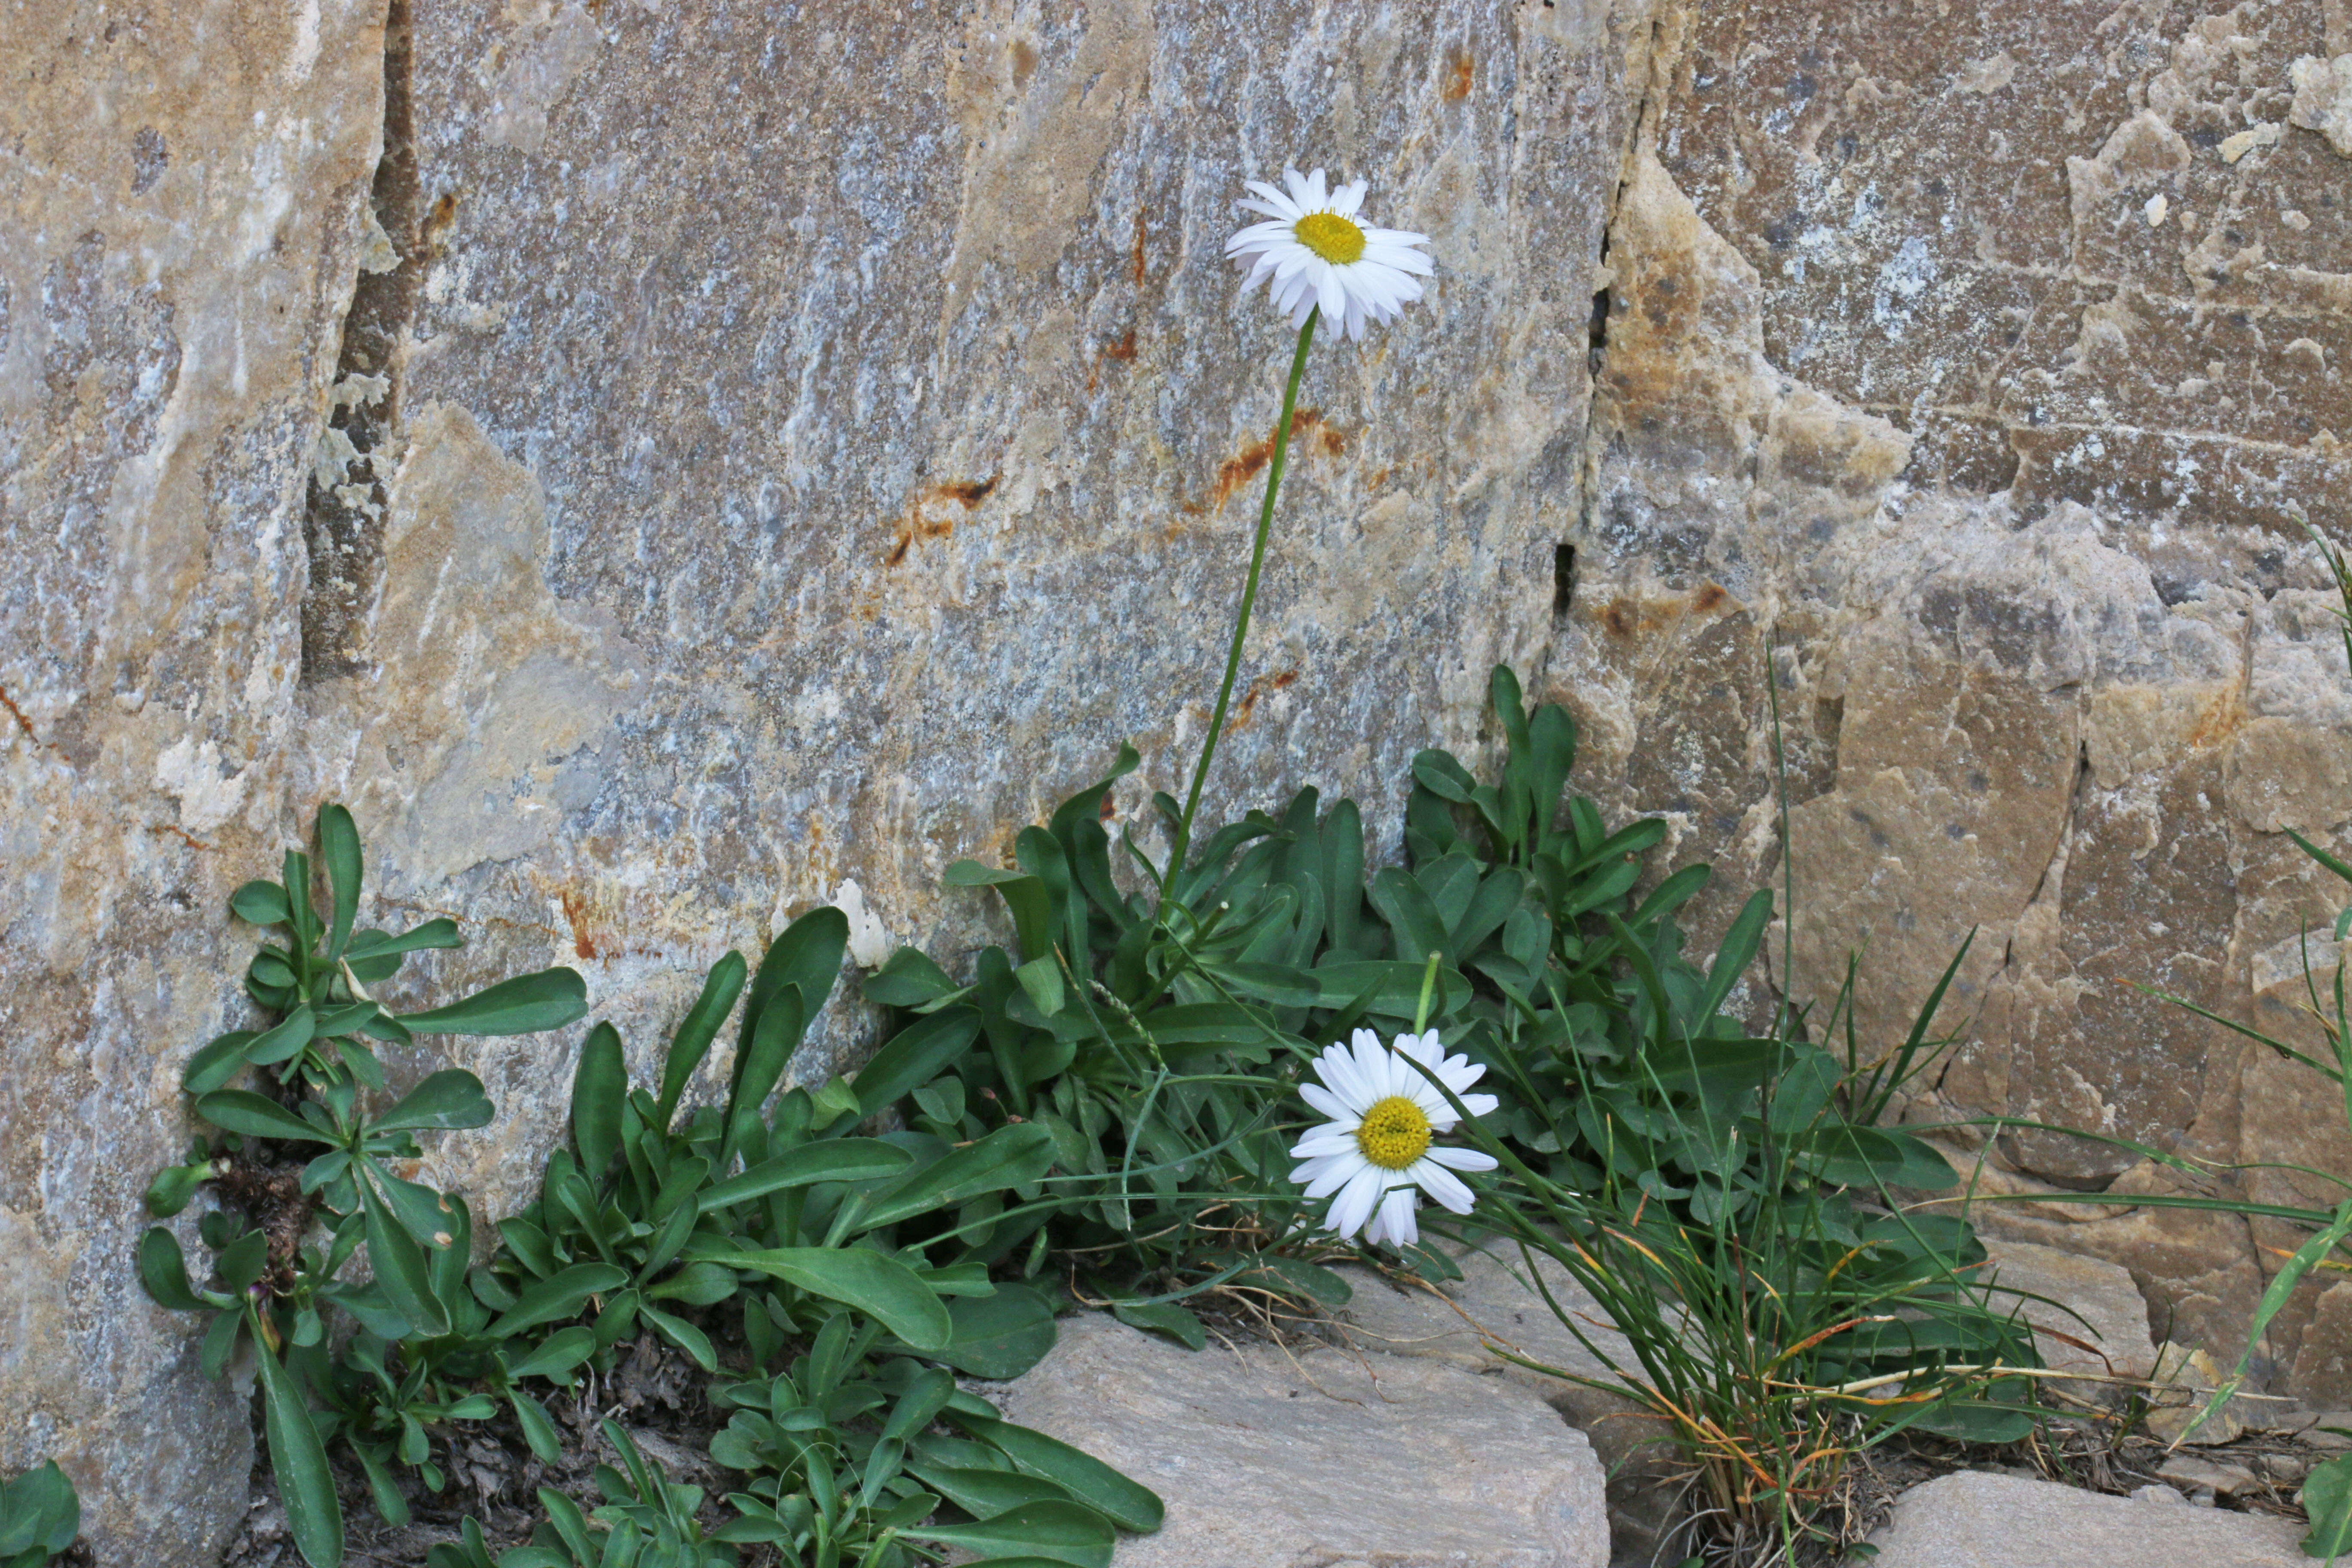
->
1224 168 1433 340
1289 1028 1500 1250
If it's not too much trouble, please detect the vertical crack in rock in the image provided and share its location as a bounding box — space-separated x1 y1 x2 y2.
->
300 0 422 684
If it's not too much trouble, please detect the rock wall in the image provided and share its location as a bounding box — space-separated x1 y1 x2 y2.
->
1552 0 2352 1394
0 0 1649 1559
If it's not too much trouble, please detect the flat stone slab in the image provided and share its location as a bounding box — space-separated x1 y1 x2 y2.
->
1861 1471 2308 1568
990 1312 1608 1568
1329 1244 1663 1465
1973 1238 2157 1386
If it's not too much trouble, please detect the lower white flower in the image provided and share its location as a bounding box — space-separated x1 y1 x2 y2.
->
1289 1028 1500 1250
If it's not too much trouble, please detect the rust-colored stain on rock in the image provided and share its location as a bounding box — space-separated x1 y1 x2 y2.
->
1130 209 1148 286
1194 409 1342 516
884 478 998 565
559 887 599 959
1443 51 1474 101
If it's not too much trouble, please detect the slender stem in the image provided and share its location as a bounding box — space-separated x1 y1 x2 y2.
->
1167 307 1319 885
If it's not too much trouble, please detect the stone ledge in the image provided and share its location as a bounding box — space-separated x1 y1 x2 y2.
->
989 1312 1609 1568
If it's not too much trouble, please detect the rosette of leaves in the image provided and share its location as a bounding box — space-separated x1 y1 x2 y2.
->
708 1312 1159 1568
302 1193 615 1526
482 909 1064 1383
138 804 590 1568
0 1464 79 1568
426 1425 740 1568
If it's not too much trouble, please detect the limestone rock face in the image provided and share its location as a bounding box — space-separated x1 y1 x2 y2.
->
988 1313 1609 1568
1548 0 2352 1389
0 0 1651 1559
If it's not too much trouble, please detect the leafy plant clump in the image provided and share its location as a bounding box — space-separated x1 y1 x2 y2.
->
143 808 1164 1568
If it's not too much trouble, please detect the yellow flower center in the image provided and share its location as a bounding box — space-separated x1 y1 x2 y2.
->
1294 211 1366 265
1355 1095 1432 1171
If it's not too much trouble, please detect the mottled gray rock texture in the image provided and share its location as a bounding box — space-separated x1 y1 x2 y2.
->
0 0 1650 1559
1860 1470 2309 1568
989 1312 1609 1568
1547 0 2352 1399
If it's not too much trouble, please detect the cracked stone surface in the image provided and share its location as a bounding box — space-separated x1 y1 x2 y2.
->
0 0 1651 1558
1547 0 2352 1397
988 1312 1609 1568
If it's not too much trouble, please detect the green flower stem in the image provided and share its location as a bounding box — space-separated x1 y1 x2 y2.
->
1167 305 1320 885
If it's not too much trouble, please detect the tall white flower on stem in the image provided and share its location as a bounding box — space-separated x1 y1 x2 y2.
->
1163 171 1434 887
1289 1029 1498 1250
1224 168 1433 340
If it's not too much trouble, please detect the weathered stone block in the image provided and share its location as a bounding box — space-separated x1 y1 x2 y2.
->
989 1313 1609 1568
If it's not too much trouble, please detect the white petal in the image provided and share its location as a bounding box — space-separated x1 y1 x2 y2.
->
1289 1127 1358 1160
1243 181 1302 218
1317 1043 1375 1113
1409 1159 1478 1215
1458 1093 1499 1119
1350 1030 1395 1101
1283 167 1315 207
1298 1082 1353 1122
1315 263 1348 331
1333 178 1367 217
1425 1144 1500 1173
1372 1186 1420 1248
1305 168 1330 206
1360 225 1431 248
1326 1164 1383 1240
1302 1152 1366 1201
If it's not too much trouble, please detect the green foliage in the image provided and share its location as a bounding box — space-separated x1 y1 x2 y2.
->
705 1311 1138 1567
2303 1449 2352 1563
144 814 1164 1568
0 1464 80 1568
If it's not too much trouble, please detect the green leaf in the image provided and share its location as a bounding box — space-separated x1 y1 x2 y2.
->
640 1303 718 1371
1369 868 1451 964
855 1122 1056 1232
318 803 363 961
932 1283 1058 1378
138 1227 210 1311
1309 960 1471 1020
905 1501 1115 1568
944 862 1053 962
1110 1300 1206 1351
507 1325 598 1382
854 1007 983 1118
343 919 462 962
255 1336 344 1567
570 1022 627 1180
510 1389 564 1464
372 1069 495 1132
184 1030 258 1094
360 1176 450 1337
2303 1453 2352 1560
726 982 802 1144
230 879 294 928
196 1089 334 1146
401 967 588 1038
655 951 747 1127
864 947 967 1009
1014 956 1065 1018
0 1461 80 1555
146 1160 214 1218
742 904 846 1058
698 1139 914 1211
955 1419 1163 1532
716 1246 952 1352
244 1005 319 1068
486 1263 631 1339
904 1464 1075 1522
